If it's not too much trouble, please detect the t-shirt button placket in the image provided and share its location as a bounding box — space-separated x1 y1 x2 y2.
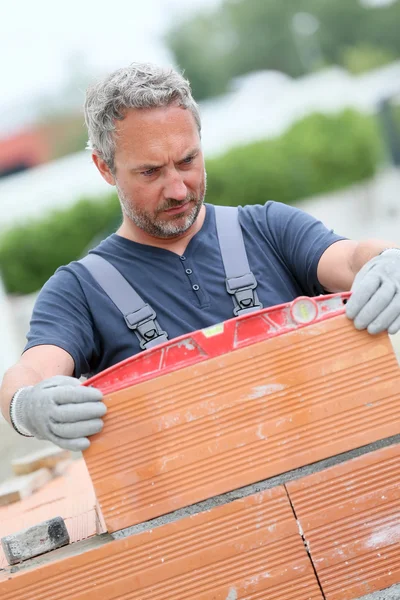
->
180 257 201 293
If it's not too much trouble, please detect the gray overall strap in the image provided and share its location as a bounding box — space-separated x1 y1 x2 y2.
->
214 205 263 316
79 254 168 350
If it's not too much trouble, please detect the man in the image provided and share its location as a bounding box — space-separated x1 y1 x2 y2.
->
1 62 400 451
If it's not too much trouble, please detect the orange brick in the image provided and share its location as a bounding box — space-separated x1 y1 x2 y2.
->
0 486 322 600
287 443 400 600
84 315 400 532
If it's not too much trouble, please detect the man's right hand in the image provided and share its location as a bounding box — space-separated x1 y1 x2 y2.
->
10 375 107 451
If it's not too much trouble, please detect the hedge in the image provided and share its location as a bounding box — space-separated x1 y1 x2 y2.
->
0 196 121 295
205 109 381 207
0 109 384 295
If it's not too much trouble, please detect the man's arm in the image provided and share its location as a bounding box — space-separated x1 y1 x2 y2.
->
318 239 400 335
0 346 106 451
0 345 75 424
317 239 398 293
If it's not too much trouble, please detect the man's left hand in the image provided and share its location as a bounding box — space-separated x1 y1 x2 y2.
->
346 248 400 335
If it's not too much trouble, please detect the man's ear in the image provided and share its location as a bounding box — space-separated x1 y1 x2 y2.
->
92 153 115 185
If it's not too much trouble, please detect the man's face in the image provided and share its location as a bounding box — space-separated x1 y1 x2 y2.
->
110 105 206 238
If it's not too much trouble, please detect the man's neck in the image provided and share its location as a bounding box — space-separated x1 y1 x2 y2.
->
116 204 206 255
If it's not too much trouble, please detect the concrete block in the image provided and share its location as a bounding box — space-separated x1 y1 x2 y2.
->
1 516 70 565
356 583 400 599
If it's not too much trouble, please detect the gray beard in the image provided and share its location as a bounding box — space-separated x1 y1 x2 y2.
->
122 198 203 238
116 178 206 239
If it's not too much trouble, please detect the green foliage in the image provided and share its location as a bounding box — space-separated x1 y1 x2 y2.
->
0 109 383 295
166 0 400 100
0 194 120 295
394 103 400 130
167 13 236 100
205 109 381 207
343 44 397 74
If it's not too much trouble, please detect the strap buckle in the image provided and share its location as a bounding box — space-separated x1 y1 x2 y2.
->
124 304 168 350
225 272 263 316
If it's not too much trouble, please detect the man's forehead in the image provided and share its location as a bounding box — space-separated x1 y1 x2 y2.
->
115 105 198 135
114 105 200 158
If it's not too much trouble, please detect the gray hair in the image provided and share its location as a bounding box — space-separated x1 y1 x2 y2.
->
84 62 201 172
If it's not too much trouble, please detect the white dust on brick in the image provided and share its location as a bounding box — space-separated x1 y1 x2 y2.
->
366 523 400 549
226 587 237 600
297 519 311 553
247 383 285 400
246 572 271 586
256 424 267 440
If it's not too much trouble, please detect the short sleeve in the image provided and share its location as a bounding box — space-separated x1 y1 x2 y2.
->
24 267 97 378
263 201 347 296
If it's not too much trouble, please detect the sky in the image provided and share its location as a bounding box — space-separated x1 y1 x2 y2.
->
1 0 396 134
0 0 221 132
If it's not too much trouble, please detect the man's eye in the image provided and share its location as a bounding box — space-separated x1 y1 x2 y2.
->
141 168 157 177
182 156 194 165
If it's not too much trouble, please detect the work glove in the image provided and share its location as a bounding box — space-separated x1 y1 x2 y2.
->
346 248 400 335
10 376 107 451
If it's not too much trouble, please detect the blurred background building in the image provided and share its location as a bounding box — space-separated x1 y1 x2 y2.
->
1 0 400 400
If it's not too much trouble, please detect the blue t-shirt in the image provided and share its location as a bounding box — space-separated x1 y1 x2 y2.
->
25 202 345 377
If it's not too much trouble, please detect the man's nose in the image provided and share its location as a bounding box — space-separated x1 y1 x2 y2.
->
164 170 187 201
